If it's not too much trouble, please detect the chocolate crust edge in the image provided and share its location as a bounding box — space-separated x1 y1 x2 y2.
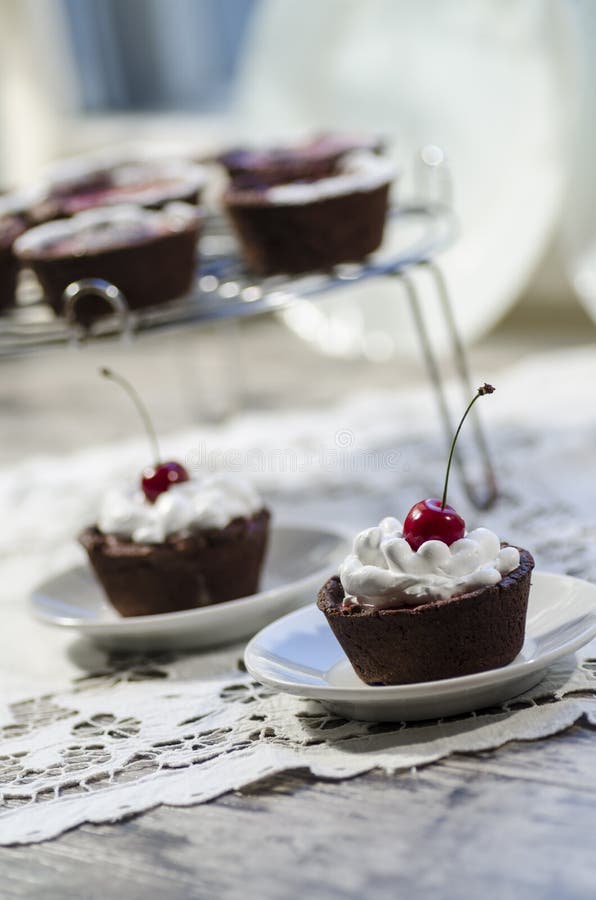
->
80 508 270 617
19 220 201 316
224 183 391 275
317 547 535 685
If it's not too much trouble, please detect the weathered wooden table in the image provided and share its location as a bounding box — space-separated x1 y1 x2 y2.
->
2 727 595 900
2 478 594 899
2 303 595 899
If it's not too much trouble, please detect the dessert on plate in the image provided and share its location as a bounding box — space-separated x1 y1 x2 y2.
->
317 384 535 685
13 202 201 316
80 369 270 617
29 156 207 222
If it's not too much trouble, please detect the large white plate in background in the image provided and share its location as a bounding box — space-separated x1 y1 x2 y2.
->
234 0 573 358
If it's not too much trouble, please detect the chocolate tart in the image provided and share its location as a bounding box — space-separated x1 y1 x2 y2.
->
221 137 393 275
29 158 206 223
13 203 201 316
226 183 390 276
317 546 534 685
79 508 271 617
0 212 27 310
219 134 383 189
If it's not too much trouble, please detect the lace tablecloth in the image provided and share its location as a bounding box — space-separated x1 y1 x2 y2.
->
2 346 596 845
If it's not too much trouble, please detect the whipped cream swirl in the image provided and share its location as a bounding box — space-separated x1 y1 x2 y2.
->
339 517 520 608
97 474 263 544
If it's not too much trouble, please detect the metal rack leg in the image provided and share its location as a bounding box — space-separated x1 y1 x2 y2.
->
392 267 498 510
62 278 133 346
423 260 497 502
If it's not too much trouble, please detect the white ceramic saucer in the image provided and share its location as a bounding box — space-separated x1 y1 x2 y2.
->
30 523 350 652
245 572 596 722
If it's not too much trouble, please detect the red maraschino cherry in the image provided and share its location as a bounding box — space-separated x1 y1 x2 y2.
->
141 461 189 504
403 383 495 551
100 367 189 503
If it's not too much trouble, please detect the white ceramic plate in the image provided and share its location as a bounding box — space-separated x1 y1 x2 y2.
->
245 572 596 722
30 523 350 651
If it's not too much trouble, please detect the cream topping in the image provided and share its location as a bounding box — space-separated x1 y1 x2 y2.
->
339 517 520 608
38 156 206 201
0 196 26 220
97 474 263 544
14 202 199 257
253 152 395 205
0 185 46 219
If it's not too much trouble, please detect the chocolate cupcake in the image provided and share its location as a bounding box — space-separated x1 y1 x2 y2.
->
0 195 30 310
317 518 534 685
81 474 270 617
224 150 395 275
219 133 383 189
29 157 207 222
0 216 26 311
13 203 200 316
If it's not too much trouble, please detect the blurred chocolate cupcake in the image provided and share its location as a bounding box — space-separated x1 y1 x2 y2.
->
224 150 395 275
0 195 30 310
14 203 201 316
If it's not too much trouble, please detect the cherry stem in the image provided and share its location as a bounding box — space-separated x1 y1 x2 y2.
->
441 383 495 510
100 367 161 465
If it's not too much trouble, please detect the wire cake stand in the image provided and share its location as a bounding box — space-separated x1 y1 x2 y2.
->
0 202 497 509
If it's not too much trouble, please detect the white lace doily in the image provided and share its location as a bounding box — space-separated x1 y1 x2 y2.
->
2 346 596 846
